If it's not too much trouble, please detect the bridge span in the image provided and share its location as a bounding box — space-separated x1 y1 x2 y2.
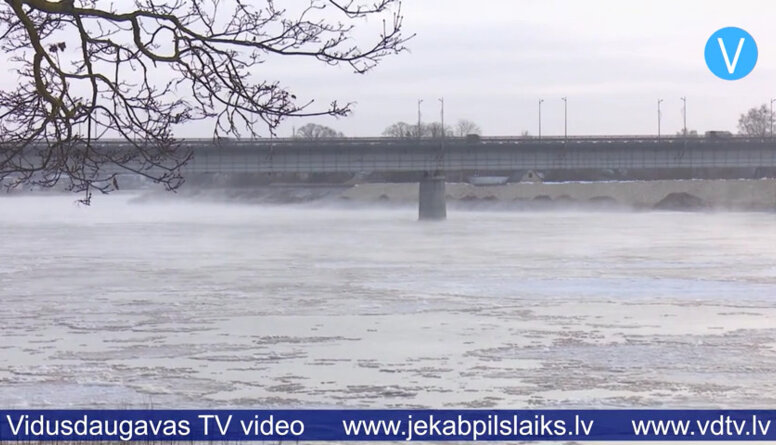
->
182 136 776 173
175 135 776 219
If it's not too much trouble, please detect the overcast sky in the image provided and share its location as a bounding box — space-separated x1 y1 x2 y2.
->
272 0 776 137
2 0 774 138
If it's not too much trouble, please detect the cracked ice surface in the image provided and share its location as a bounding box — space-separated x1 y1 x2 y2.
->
1 194 776 409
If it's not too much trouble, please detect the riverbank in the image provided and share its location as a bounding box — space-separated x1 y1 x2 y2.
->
339 179 776 211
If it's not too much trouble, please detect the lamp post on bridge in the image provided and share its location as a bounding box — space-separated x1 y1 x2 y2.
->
439 97 445 140
561 97 568 141
417 99 424 139
681 96 687 137
539 99 544 140
657 99 663 139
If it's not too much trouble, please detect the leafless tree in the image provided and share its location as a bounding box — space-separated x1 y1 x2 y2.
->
454 119 481 137
382 121 414 138
425 122 451 138
0 0 409 202
738 104 774 137
383 121 451 139
295 123 343 139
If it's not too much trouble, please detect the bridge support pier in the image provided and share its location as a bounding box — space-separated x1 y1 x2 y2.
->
419 173 446 221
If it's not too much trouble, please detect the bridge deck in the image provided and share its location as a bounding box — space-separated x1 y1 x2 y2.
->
176 137 776 173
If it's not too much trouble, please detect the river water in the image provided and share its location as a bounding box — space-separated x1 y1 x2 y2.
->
1 194 776 409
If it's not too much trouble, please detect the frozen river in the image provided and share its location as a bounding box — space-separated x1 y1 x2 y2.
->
1 194 776 409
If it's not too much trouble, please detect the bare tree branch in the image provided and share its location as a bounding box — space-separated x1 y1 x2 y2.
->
0 0 410 202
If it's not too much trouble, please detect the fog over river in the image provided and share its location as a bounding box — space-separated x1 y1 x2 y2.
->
1 194 776 409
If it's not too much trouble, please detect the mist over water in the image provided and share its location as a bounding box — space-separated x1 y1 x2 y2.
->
1 194 776 409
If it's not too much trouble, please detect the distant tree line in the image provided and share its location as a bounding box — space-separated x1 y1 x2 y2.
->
294 123 344 139
382 119 482 138
293 119 483 139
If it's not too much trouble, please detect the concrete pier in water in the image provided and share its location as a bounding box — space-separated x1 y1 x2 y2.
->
419 173 447 220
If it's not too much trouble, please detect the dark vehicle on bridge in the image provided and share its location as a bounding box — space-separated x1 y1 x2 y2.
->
465 134 482 143
705 131 733 139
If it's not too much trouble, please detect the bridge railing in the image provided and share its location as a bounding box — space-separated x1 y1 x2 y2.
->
182 135 776 143
12 135 776 151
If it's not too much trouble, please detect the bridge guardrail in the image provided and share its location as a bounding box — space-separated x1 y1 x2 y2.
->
11 136 776 152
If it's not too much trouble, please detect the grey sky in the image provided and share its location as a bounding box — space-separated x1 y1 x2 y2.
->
2 0 774 138
273 0 776 137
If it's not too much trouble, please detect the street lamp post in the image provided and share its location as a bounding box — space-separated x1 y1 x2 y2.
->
417 99 423 139
539 99 544 140
561 97 568 140
658 99 663 139
439 98 445 138
681 96 687 136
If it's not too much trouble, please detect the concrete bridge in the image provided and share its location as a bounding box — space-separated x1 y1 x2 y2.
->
173 135 776 219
